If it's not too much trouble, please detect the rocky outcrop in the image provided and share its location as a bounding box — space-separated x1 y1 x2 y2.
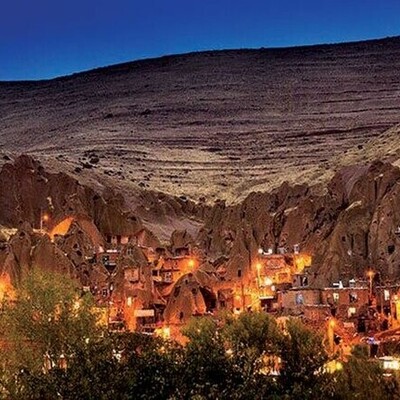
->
164 270 218 325
31 235 75 276
198 161 400 286
0 155 143 236
3 155 400 288
170 229 194 254
1 227 75 283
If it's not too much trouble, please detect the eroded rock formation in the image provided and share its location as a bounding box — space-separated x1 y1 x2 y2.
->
2 156 400 328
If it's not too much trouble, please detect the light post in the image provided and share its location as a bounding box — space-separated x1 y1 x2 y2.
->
40 209 49 231
256 262 262 288
367 269 375 299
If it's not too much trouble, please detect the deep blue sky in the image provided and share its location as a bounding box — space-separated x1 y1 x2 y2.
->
1 0 400 81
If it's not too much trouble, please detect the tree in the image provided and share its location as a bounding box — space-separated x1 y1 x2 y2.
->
222 312 282 399
180 316 237 399
277 318 330 399
332 351 400 400
0 269 101 399
122 333 184 400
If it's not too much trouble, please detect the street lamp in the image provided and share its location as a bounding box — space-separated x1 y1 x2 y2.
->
40 210 50 231
264 277 273 286
256 263 262 287
367 269 375 298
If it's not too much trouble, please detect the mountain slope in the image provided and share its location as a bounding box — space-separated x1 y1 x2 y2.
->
1 37 400 201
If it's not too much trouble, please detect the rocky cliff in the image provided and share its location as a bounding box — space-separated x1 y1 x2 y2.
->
2 156 400 286
198 161 400 285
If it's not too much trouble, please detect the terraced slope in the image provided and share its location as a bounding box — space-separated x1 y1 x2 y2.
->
336 124 400 168
1 37 400 202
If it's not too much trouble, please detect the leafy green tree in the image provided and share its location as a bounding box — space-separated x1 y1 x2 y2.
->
277 318 329 399
180 316 237 399
3 295 400 400
223 311 281 361
222 312 282 399
0 269 101 398
52 334 127 400
332 353 400 400
121 332 184 400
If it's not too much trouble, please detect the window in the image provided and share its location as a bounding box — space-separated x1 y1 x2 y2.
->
164 272 173 283
295 293 304 305
388 245 395 255
384 290 390 301
333 293 339 303
238 269 242 278
348 307 357 317
349 293 358 303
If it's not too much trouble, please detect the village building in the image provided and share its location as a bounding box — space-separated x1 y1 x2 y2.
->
376 284 400 325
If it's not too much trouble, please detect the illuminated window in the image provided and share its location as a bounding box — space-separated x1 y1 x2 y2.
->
383 359 400 371
384 290 390 301
295 293 304 305
333 293 339 303
348 307 357 317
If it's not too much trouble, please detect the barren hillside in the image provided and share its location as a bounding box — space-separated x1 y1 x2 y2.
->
1 37 400 201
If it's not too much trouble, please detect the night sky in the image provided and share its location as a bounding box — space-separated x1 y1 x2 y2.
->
1 0 400 81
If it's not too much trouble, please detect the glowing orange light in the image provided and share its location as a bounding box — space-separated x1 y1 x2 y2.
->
188 259 195 268
73 299 81 312
0 274 14 301
367 270 375 278
264 277 273 286
49 216 74 240
329 318 336 329
256 263 262 271
162 327 171 339
294 254 312 272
